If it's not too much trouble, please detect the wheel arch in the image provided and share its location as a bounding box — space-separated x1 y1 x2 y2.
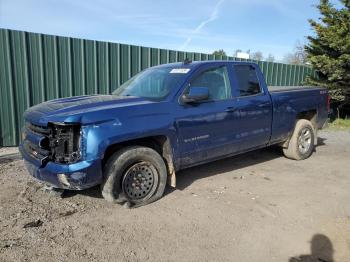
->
296 110 317 129
296 110 318 146
102 135 177 187
281 110 318 148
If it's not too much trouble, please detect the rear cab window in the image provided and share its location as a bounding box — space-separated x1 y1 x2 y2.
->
232 65 262 97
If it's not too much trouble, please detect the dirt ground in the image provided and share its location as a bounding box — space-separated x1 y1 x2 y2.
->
0 130 349 262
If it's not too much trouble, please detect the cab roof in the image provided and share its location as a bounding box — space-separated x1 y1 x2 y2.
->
153 60 258 70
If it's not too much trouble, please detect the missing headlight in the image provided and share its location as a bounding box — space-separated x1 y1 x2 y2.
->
49 123 81 164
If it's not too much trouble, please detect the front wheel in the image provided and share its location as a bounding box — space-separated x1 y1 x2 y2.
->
282 119 315 160
101 146 167 207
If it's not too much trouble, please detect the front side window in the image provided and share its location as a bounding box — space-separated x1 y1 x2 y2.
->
233 65 261 96
189 66 231 101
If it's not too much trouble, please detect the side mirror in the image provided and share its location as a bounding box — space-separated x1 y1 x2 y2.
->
181 87 209 103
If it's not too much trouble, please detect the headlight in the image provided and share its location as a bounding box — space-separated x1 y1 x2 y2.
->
49 123 81 164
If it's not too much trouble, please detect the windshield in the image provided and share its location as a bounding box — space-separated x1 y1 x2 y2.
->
112 67 189 100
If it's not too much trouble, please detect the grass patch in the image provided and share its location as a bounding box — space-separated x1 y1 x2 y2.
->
328 118 350 130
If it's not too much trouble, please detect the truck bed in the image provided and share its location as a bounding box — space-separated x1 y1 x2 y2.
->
268 85 328 145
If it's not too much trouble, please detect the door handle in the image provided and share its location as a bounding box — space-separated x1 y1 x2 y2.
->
258 102 270 107
225 107 238 113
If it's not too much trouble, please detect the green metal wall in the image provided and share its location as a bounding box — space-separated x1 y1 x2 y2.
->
0 28 317 146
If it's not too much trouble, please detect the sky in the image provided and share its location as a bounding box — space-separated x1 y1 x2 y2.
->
0 0 326 60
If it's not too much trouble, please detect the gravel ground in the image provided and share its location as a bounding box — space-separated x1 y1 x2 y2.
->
0 130 349 262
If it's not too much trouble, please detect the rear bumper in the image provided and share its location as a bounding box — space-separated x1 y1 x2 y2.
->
19 145 102 190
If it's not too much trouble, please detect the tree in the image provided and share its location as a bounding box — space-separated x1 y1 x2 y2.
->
305 0 350 103
212 49 227 57
266 54 275 62
250 51 263 61
283 53 301 65
295 40 308 64
283 41 308 65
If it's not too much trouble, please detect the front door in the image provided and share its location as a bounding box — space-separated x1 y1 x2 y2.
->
176 64 241 167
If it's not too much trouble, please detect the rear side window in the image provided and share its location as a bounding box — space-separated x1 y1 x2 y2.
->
233 65 261 96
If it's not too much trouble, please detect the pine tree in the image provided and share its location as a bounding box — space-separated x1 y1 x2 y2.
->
305 0 350 102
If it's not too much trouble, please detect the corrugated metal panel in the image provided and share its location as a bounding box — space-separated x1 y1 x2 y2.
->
71 39 85 96
0 28 317 146
169 50 177 63
97 41 109 94
0 29 17 146
10 31 30 144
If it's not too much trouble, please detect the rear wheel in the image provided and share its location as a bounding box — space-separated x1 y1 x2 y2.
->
101 146 167 207
283 119 315 160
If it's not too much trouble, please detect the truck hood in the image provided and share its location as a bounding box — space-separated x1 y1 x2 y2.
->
24 95 154 125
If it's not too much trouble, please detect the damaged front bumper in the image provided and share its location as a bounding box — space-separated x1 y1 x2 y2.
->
19 144 102 190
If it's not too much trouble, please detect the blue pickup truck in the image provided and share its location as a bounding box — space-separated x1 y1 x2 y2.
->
20 61 329 206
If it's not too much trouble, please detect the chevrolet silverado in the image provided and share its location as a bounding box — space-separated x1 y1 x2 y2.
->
20 61 329 207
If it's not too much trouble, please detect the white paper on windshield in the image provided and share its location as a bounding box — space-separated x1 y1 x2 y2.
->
170 68 190 74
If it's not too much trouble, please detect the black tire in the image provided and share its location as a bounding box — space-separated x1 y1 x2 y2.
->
101 146 167 207
283 119 315 160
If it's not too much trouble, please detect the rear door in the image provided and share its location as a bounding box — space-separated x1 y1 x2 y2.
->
230 64 273 151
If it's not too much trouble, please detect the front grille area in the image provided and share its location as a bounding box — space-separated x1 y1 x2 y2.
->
24 123 51 165
23 140 50 165
50 124 81 163
27 122 50 136
23 122 81 165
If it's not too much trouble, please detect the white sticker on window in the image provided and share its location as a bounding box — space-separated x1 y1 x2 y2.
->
170 68 190 74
